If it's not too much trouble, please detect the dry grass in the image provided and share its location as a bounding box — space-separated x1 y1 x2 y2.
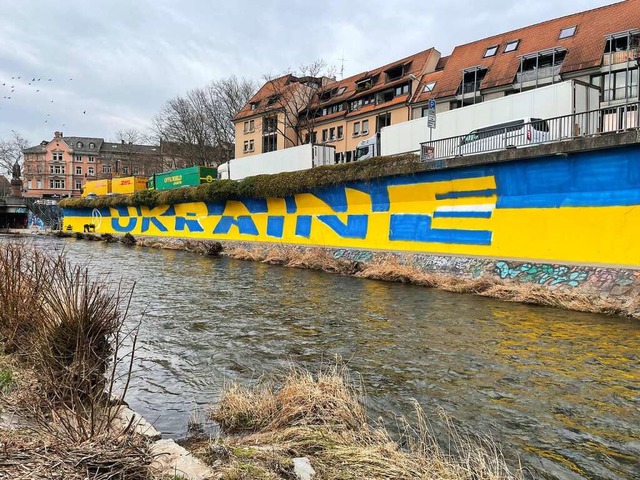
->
207 365 521 480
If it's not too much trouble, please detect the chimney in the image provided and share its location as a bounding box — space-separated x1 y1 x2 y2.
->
54 131 62 139
121 140 125 144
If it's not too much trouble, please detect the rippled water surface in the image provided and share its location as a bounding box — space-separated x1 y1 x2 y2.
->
10 236 640 479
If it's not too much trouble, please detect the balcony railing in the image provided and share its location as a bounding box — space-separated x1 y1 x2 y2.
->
420 101 640 161
602 48 639 66
515 64 562 84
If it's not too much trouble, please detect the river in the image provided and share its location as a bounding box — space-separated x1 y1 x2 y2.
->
7 236 640 479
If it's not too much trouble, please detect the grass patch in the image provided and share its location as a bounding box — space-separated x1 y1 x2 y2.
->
0 368 12 393
59 153 421 209
207 364 521 480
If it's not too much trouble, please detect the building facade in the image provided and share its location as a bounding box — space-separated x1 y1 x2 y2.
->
22 131 163 199
234 0 639 161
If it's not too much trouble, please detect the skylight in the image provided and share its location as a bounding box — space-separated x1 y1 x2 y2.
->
484 45 499 58
423 81 437 92
504 40 520 53
559 26 576 39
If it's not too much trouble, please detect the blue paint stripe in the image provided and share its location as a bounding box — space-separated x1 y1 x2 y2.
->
497 190 640 209
433 211 492 218
436 189 497 200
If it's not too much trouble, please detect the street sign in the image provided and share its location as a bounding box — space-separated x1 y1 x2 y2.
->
428 99 436 110
427 110 436 129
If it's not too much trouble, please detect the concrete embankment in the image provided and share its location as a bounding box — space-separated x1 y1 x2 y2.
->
52 231 640 320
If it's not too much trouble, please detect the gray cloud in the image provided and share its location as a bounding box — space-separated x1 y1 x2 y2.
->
0 0 612 146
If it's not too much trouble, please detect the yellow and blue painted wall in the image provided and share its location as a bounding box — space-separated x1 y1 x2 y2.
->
63 145 640 268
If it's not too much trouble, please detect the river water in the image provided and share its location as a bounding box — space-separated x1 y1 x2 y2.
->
7 236 640 479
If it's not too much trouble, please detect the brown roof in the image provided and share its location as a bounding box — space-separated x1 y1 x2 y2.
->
233 74 320 121
432 0 640 98
414 70 444 104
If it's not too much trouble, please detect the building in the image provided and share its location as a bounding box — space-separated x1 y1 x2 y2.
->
412 0 640 118
22 132 163 199
234 0 639 161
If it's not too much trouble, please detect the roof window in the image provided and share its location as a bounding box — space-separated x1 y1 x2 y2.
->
504 40 520 53
76 141 83 148
356 78 374 92
89 142 95 149
249 101 259 110
559 26 576 39
423 81 437 92
337 86 346 95
483 45 499 58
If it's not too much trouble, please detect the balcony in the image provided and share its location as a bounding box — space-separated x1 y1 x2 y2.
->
516 64 562 85
602 48 639 66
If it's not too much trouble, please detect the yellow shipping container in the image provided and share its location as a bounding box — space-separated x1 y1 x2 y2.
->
82 179 111 197
111 176 148 195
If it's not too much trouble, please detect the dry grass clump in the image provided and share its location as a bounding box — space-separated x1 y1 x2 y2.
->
0 240 147 471
208 366 521 480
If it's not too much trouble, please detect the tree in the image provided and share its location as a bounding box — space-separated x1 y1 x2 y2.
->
0 131 29 178
111 129 150 145
153 76 257 167
260 60 336 146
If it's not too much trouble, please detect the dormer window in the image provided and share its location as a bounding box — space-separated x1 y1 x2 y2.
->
385 64 406 82
483 45 499 58
423 81 437 92
356 78 373 92
250 101 259 110
604 30 640 53
459 67 487 96
266 94 280 106
89 142 95 149
318 90 332 102
559 26 576 39
504 40 520 53
76 141 83 148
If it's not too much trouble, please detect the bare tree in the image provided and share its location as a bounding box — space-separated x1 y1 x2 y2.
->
0 131 29 177
111 129 151 145
261 60 337 146
153 76 257 166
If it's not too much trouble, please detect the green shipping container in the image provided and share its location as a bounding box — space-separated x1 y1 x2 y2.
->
149 166 217 190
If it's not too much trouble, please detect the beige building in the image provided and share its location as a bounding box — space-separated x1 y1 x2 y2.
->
22 132 163 199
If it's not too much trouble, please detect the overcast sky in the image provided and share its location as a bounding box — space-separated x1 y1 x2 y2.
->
0 0 614 147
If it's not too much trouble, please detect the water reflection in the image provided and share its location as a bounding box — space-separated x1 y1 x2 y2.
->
6 236 639 479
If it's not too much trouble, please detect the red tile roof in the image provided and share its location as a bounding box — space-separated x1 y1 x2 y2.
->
432 0 640 99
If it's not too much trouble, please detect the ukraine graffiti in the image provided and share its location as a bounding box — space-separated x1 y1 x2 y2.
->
63 145 640 267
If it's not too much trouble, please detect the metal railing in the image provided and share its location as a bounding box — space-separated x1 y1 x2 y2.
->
420 101 640 161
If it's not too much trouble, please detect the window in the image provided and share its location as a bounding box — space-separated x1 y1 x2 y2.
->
601 68 639 101
376 113 391 131
243 119 255 133
337 126 344 139
249 139 254 151
52 152 63 161
243 140 255 152
329 127 336 140
103 165 112 174
50 164 65 174
36 179 42 189
75 180 82 190
76 141 83 148
484 45 498 57
88 156 95 162
604 32 639 53
361 119 369 134
88 167 94 176
27 180 32 189
423 81 437 92
521 50 566 71
267 94 280 106
459 67 487 95
75 166 82 175
385 64 405 82
356 78 373 92
353 122 360 136
263 116 277 133
243 140 249 152
322 129 328 142
262 134 277 153
132 166 140 175
304 132 318 144
504 40 520 53
122 166 129 175
89 142 95 149
559 26 576 39
337 86 346 95
49 178 65 189
250 102 259 110
75 155 82 162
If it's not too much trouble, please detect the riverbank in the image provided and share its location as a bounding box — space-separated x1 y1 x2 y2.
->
49 231 640 320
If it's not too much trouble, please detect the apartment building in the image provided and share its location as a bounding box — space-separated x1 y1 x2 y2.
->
22 131 163 198
412 0 640 117
234 0 639 162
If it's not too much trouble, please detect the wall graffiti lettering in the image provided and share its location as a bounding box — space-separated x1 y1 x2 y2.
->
495 261 588 287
